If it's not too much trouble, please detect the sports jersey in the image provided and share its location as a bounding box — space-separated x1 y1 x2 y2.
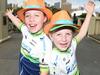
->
48 37 80 75
19 23 52 75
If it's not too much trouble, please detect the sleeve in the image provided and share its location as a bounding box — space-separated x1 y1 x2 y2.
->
74 36 81 44
40 35 52 73
17 22 24 31
18 23 29 36
71 36 81 52
40 63 49 73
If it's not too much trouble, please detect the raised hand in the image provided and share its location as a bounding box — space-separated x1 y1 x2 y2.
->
5 9 14 16
76 1 95 41
85 1 95 14
5 8 21 28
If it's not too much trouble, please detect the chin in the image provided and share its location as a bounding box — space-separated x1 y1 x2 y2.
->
29 28 38 33
30 30 37 33
59 47 68 52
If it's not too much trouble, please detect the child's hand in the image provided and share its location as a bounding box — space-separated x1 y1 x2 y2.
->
85 1 95 14
5 9 13 16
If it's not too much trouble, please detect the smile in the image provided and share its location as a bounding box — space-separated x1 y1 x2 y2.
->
60 43 68 47
29 24 37 28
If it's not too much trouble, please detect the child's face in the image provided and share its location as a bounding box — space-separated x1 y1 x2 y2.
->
50 29 73 51
25 10 47 33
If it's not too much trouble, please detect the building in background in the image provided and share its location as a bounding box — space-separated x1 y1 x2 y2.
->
45 2 51 7
54 2 60 8
7 3 18 9
61 0 72 13
0 0 11 43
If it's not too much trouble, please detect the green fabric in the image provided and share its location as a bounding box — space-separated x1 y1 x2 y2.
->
18 22 24 30
31 29 44 36
40 64 49 72
50 24 78 32
53 47 71 55
73 69 80 75
74 36 80 44
21 49 40 63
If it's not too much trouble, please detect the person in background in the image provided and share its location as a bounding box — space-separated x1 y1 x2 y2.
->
44 1 95 75
73 13 78 25
5 0 52 75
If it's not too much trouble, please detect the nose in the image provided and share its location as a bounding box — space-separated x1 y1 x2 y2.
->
62 35 67 42
29 15 35 22
29 16 33 21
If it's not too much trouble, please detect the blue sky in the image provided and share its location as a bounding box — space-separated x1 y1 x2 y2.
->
7 0 100 9
7 0 60 6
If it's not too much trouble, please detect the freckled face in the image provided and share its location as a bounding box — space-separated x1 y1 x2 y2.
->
25 10 47 33
50 29 73 51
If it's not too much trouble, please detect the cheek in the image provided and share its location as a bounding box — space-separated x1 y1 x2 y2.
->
37 22 44 28
52 37 60 45
37 20 45 27
39 18 45 24
38 16 46 23
67 36 73 42
25 19 30 24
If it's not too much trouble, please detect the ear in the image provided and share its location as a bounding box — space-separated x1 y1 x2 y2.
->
43 16 47 23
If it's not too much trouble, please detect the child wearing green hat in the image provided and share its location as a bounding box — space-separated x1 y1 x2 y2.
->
5 0 52 75
44 1 95 75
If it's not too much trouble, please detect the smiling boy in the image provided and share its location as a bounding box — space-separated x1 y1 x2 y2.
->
44 1 95 75
5 0 52 75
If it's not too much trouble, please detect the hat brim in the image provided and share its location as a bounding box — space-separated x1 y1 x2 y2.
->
50 24 78 32
17 8 52 22
44 24 78 35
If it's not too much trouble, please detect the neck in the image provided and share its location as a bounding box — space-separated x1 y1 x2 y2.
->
31 29 43 36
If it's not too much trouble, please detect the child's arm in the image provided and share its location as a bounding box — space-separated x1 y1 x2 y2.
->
40 64 49 75
76 1 95 41
40 72 48 75
5 9 22 29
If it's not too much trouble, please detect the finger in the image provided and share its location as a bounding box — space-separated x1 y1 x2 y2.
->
11 9 14 12
88 1 95 6
6 9 9 12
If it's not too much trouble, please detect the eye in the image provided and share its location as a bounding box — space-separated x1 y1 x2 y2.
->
66 33 72 36
35 14 39 17
66 33 70 35
25 14 30 18
56 33 61 36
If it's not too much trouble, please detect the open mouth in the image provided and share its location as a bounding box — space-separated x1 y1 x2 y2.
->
29 24 37 28
60 43 68 47
60 43 68 45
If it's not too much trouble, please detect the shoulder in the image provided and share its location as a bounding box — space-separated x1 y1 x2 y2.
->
43 34 52 44
69 37 78 52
